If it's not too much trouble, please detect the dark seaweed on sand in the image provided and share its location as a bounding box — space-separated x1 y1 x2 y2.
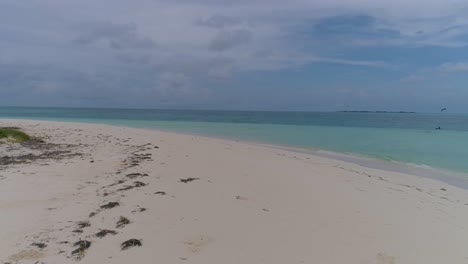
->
107 179 126 187
179 177 200 183
116 216 131 228
77 221 90 229
132 207 147 213
100 201 120 209
126 173 148 179
117 181 146 191
134 181 146 187
95 229 118 238
31 242 47 249
121 239 142 250
71 240 91 257
117 185 135 191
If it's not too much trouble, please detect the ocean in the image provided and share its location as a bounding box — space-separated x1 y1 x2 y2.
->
1 106 468 176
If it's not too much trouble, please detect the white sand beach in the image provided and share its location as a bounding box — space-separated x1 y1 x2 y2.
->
1 119 468 264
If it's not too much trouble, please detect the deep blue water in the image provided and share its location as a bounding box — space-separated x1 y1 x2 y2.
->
1 106 468 174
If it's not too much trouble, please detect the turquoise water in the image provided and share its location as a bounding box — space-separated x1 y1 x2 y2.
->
1 106 468 174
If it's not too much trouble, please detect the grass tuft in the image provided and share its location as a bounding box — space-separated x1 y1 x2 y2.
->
0 128 31 143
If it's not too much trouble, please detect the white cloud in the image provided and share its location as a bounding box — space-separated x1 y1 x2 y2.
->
401 61 468 84
439 62 468 72
400 74 426 83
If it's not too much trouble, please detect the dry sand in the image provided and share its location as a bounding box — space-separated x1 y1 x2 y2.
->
1 119 468 264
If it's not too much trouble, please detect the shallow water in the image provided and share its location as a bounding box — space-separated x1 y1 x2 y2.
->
1 106 467 174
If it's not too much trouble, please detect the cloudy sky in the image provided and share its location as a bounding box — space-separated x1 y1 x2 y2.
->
1 0 468 112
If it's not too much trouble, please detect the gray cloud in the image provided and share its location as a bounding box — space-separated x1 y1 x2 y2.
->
196 15 242 28
2 0 468 110
209 29 252 51
157 72 191 95
115 52 152 64
73 21 156 50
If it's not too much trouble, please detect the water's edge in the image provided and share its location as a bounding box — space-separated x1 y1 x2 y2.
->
3 117 468 190
211 136 468 190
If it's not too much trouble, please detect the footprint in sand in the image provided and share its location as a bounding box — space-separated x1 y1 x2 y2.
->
235 195 248 201
182 235 213 254
377 252 396 264
8 249 45 262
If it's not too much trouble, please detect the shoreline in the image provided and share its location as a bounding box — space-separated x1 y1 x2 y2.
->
2 119 468 263
3 117 467 189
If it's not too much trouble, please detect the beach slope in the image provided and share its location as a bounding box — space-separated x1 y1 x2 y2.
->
1 119 468 264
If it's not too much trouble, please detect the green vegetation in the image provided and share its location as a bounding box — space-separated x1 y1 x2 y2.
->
0 127 31 143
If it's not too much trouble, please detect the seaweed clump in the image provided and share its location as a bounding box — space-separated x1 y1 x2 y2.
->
95 229 118 238
121 239 142 250
179 177 200 183
31 242 47 249
116 216 131 228
71 240 91 259
77 221 90 229
100 201 120 209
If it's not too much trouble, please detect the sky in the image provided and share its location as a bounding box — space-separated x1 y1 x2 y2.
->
1 0 468 112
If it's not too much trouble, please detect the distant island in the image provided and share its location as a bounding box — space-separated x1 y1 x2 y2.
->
337 111 416 113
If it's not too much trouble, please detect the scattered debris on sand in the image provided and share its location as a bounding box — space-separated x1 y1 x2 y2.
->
89 201 121 217
126 173 148 179
132 207 147 213
180 177 200 183
71 240 91 259
100 201 120 209
95 229 118 238
0 150 81 166
124 152 153 167
117 185 135 191
0 134 82 166
77 221 90 229
107 179 126 187
31 242 47 249
1 125 159 261
117 181 147 192
116 216 131 228
121 239 142 250
134 181 146 187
